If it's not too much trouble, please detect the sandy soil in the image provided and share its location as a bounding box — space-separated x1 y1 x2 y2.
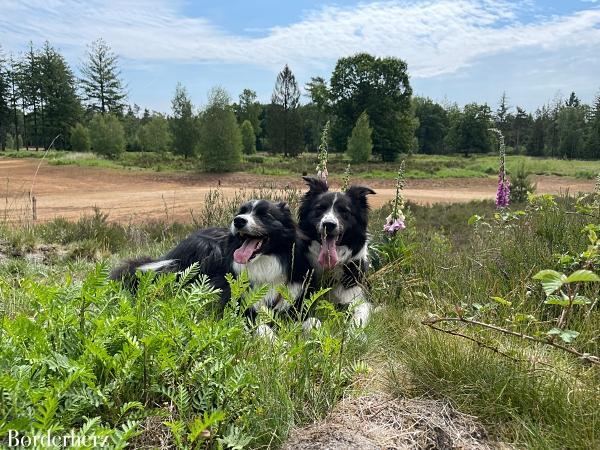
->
1 158 595 223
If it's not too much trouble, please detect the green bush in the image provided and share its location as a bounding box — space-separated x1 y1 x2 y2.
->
70 123 91 152
0 264 364 448
240 119 256 155
89 114 126 159
510 164 536 203
138 114 172 152
346 111 373 163
198 87 242 172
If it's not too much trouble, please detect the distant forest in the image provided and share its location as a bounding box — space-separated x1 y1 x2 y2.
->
1 39 599 164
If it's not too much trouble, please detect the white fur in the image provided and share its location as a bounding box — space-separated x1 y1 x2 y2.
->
352 301 372 328
233 254 292 310
302 317 322 333
331 284 363 305
319 193 339 233
255 324 275 342
138 259 177 272
230 213 260 236
330 284 372 327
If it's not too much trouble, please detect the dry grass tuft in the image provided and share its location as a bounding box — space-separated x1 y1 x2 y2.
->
283 393 510 450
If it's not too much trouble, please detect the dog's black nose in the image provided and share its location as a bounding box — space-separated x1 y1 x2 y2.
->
233 216 248 229
322 221 337 233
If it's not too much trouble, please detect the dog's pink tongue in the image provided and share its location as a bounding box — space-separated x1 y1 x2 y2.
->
234 238 261 264
318 237 338 269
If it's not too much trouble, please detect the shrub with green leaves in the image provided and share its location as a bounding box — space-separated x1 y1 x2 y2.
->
240 119 256 155
0 261 365 448
198 87 242 172
138 114 172 153
346 111 373 163
89 114 126 159
70 123 91 152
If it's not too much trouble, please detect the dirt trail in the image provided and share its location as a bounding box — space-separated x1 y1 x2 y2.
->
1 158 595 223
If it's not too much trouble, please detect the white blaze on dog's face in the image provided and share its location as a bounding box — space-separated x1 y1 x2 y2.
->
230 200 295 265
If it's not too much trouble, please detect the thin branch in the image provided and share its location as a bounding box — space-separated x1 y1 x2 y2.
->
422 315 600 365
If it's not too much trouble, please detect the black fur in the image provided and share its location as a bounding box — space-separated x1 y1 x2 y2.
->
298 176 375 259
110 200 312 315
298 176 375 312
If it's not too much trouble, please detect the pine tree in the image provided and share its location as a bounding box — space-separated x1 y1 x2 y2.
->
170 83 197 159
80 38 126 115
240 119 256 154
267 65 303 156
38 42 81 149
5 133 14 150
7 55 21 150
584 91 600 159
89 114 125 158
198 87 242 171
236 89 262 136
0 45 10 150
70 123 91 152
346 111 373 163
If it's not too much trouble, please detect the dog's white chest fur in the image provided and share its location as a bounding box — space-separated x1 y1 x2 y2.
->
233 254 286 285
233 254 291 311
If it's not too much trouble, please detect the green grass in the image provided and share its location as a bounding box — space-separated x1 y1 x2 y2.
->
3 149 600 179
0 188 599 448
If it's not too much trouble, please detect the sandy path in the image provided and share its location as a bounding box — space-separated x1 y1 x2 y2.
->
1 158 595 223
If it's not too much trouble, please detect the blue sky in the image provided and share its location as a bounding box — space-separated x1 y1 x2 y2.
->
1 0 599 113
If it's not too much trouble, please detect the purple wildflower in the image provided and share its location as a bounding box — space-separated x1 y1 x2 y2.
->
384 214 406 235
489 128 510 209
384 161 407 236
496 173 510 208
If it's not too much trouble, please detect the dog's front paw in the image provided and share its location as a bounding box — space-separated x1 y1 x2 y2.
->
352 301 372 328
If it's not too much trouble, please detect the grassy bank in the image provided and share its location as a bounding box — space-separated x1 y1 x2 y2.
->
0 188 599 448
3 149 600 180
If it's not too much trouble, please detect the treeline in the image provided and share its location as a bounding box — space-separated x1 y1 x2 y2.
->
1 40 599 168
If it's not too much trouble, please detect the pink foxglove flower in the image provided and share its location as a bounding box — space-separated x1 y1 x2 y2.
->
489 128 510 209
496 174 510 208
316 121 330 184
384 214 406 234
384 161 407 236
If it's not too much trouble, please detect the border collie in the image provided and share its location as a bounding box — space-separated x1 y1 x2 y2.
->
110 200 311 318
298 177 375 326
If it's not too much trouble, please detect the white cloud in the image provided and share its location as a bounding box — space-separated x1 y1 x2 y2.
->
1 0 600 79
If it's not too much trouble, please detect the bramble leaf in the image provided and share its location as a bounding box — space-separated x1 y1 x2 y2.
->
565 270 600 284
544 295 570 306
533 270 566 295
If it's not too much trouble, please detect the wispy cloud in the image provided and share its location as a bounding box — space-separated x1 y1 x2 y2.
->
1 0 599 79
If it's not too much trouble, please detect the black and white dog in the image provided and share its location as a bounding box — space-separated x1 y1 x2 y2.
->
110 200 312 319
298 177 375 326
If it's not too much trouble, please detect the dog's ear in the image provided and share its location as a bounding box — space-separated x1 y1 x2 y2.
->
302 176 328 195
346 186 376 200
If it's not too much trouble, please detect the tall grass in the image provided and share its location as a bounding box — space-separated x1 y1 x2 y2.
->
369 196 599 448
1 186 598 448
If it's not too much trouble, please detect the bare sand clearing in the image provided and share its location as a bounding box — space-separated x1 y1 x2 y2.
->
1 158 595 223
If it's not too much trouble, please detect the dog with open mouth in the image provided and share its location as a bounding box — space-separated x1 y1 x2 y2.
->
110 200 312 318
298 176 376 327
